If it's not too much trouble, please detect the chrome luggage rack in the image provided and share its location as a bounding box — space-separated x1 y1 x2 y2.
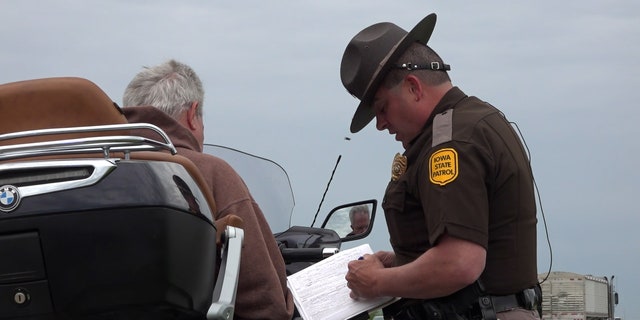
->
0 123 176 162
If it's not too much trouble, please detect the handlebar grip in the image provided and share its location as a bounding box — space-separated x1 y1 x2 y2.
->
280 247 339 263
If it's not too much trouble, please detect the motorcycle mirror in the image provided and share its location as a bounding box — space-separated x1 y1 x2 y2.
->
320 199 377 242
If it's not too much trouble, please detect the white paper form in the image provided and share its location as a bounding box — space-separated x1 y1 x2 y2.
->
286 243 395 320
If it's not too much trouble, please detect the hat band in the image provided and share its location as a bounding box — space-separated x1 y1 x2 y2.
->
394 62 451 71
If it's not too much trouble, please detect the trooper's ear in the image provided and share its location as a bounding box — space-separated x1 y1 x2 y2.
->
405 75 423 101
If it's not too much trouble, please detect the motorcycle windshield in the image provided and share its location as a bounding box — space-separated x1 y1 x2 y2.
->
202 144 294 233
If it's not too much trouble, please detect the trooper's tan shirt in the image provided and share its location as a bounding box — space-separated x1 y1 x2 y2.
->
124 106 294 320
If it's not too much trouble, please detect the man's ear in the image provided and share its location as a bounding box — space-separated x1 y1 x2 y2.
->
405 75 423 101
186 101 199 130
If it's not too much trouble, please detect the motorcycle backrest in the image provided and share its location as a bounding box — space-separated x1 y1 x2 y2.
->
0 77 128 141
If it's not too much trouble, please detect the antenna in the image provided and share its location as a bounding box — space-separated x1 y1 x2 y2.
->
309 135 351 228
309 155 341 228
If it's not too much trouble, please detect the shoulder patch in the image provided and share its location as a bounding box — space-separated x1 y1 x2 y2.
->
429 148 458 186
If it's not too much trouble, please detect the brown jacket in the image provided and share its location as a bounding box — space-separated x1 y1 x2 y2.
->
124 106 294 320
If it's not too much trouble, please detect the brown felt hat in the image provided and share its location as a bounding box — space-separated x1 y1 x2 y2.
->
340 13 438 133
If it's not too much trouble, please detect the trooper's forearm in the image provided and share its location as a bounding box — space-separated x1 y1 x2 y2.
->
375 235 486 299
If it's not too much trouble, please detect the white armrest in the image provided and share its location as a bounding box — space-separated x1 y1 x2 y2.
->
207 226 244 320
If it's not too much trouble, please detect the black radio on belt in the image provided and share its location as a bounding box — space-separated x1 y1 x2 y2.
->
519 284 543 316
518 287 538 310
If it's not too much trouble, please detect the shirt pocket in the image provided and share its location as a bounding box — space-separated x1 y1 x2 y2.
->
382 180 405 217
383 179 431 263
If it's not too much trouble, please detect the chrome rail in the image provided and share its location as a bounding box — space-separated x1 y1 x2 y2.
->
0 123 176 161
0 159 117 203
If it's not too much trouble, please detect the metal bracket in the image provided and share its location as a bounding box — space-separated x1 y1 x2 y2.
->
207 226 244 320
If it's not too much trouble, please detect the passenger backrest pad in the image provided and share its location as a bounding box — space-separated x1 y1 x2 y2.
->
0 77 128 145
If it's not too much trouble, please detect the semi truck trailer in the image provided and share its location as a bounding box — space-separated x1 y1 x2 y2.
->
538 271 619 320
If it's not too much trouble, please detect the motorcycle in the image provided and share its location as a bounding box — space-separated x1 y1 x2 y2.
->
202 144 377 275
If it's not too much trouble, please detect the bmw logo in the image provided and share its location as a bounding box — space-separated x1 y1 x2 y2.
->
0 185 21 213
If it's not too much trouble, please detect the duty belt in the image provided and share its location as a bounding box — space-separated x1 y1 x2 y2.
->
481 294 521 313
383 282 482 320
385 285 541 320
478 286 541 319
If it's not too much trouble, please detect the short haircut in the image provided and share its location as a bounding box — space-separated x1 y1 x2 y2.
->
349 204 370 222
123 59 204 119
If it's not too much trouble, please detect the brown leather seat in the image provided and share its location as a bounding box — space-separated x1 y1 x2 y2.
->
0 77 217 213
0 77 128 143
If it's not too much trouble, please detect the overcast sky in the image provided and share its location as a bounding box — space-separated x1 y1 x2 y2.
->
2 1 638 318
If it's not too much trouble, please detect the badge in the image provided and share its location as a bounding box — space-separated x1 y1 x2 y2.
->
391 153 407 181
429 148 458 186
0 185 21 213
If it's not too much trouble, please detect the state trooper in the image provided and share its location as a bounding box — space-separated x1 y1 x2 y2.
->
341 13 541 320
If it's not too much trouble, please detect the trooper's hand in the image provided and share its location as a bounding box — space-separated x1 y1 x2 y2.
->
345 254 385 300
374 250 396 268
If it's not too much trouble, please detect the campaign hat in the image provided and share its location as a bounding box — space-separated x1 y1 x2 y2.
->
340 13 437 133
